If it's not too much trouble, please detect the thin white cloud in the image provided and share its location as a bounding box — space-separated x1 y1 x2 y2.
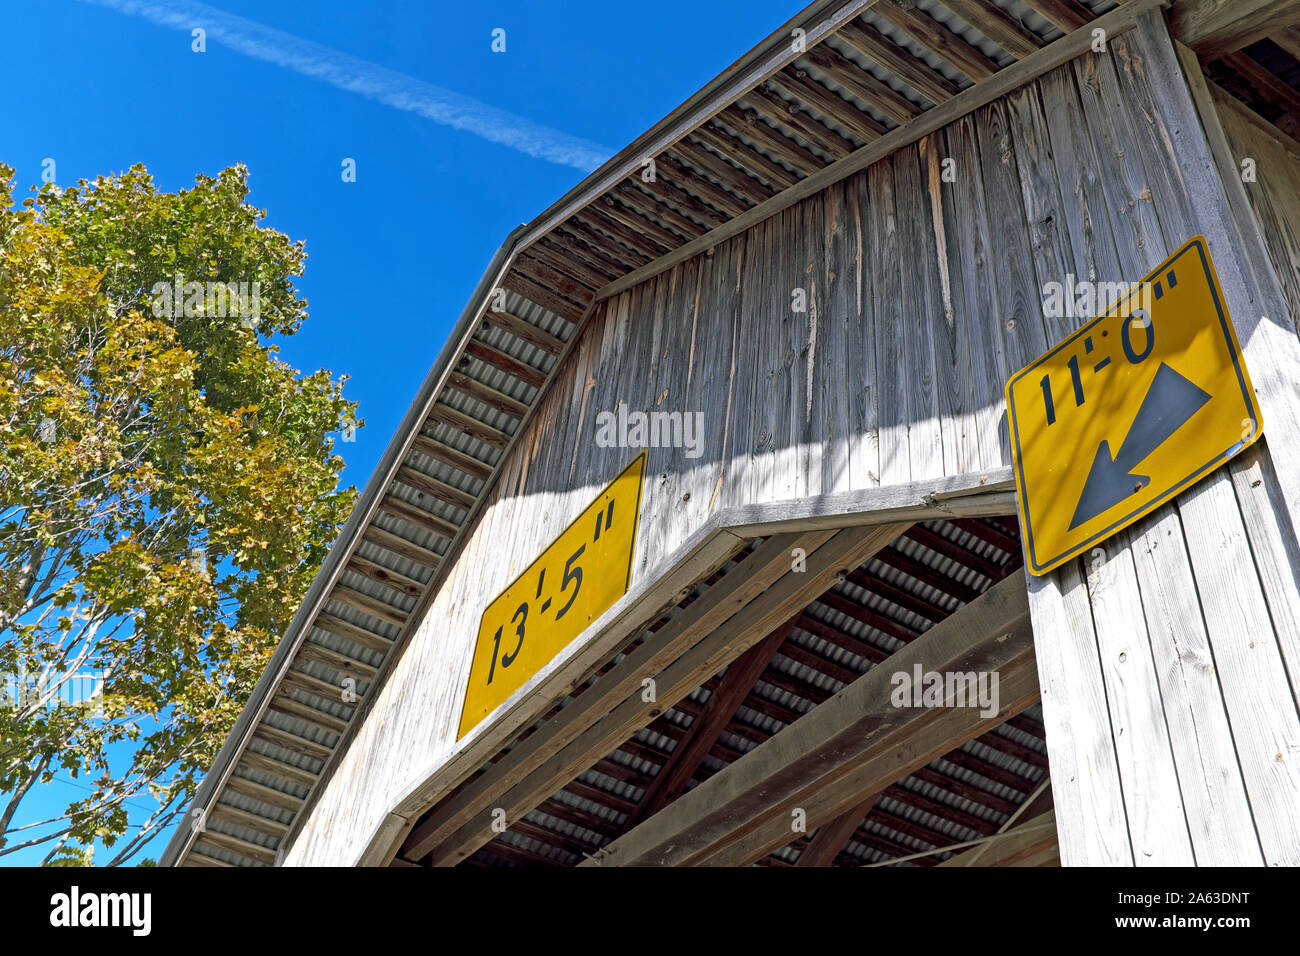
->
78 0 613 172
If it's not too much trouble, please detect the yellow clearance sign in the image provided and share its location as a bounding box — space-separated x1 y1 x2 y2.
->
457 452 646 738
1007 238 1262 576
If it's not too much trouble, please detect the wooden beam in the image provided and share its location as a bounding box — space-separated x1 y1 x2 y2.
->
365 474 1018 868
865 802 959 850
507 0 886 248
942 748 1037 793
184 848 237 867
903 525 1005 580
873 0 1001 81
427 403 512 451
539 234 627 287
769 69 890 142
527 237 619 287
834 20 962 105
424 524 909 866
1272 25 1300 62
364 515 449 567
557 219 652 270
582 572 1032 867
909 767 1018 816
1020 0 1091 32
611 183 713 239
223 774 306 813
802 43 923 124
345 553 425 599
937 0 1044 59
846 567 950 622
952 516 1021 557
667 140 777 206
238 749 320 790
1171 0 1300 59
393 464 479 512
645 176 734 229
282 667 355 703
511 251 599 299
499 271 587 323
880 783 999 835
266 692 351 735
626 617 799 828
574 207 674 261
253 724 334 762
477 837 564 867
312 611 396 655
872 548 978 604
740 85 857 159
208 804 291 839
702 650 1041 866
399 530 834 861
445 371 531 419
716 105 829 172
480 309 567 356
376 494 461 543
379 526 747 860
194 830 277 866
795 794 879 866
939 810 1058 866
689 125 803 189
1220 51 1300 120
409 431 496 481
597 194 692 249
721 468 1015 536
295 639 380 681
639 164 744 223
328 585 409 630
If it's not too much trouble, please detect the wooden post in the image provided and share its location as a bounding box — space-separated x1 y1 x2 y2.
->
1028 9 1300 866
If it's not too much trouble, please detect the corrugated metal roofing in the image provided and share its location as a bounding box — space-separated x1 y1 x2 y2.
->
436 515 1047 867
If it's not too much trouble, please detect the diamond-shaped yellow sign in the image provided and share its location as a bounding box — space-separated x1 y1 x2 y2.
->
1007 238 1262 576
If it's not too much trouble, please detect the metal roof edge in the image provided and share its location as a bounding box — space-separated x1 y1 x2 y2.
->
160 225 529 867
512 0 879 249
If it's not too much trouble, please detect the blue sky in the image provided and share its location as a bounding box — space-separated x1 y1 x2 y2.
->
1 0 799 864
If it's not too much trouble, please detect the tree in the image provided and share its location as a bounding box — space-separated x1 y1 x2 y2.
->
0 163 359 864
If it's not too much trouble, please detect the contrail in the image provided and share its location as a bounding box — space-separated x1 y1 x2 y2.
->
78 0 613 172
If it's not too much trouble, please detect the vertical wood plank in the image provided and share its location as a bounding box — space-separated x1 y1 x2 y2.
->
942 114 1005 471
920 132 976 476
980 82 1129 867
1115 19 1300 864
848 171 882 489
895 140 945 483
1045 54 1261 865
1013 70 1196 864
821 180 855 495
869 158 909 486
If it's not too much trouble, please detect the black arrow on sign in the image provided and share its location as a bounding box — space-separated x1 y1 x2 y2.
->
1068 362 1212 531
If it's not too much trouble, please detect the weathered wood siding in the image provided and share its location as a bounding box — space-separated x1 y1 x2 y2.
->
285 14 1300 865
1023 16 1300 866
1214 83 1300 331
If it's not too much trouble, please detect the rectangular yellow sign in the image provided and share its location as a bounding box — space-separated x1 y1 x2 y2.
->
1007 237 1262 576
457 452 646 739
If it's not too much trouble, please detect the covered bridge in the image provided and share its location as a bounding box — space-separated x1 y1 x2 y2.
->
163 0 1300 868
